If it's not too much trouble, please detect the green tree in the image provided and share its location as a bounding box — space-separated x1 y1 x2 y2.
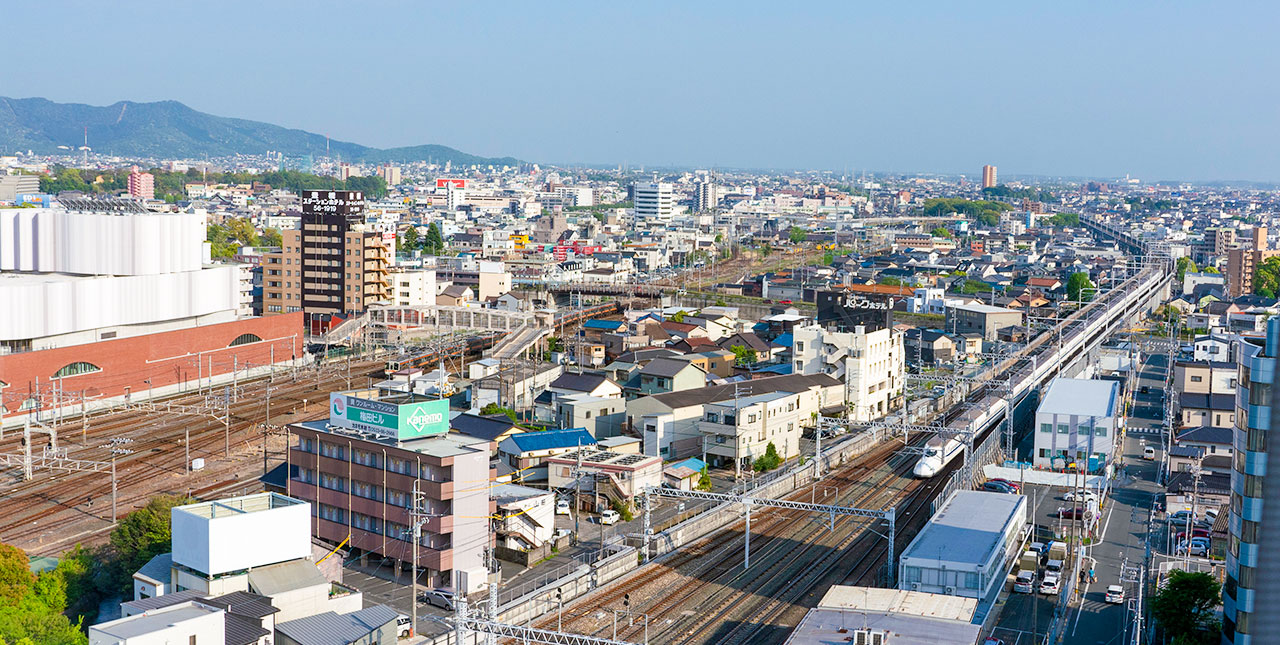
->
758 244 771 259
696 466 712 491
1043 212 1081 227
107 495 191 595
343 175 389 200
822 250 835 265
1150 570 1220 644
0 543 87 645
1176 257 1197 281
788 227 808 244
930 227 953 238
669 310 687 323
261 227 283 248
1203 266 1220 274
960 279 995 294
1255 257 1280 297
479 403 519 424
545 336 564 354
879 276 906 287
1066 272 1095 302
753 442 782 472
424 223 445 255
729 344 757 366
401 226 420 251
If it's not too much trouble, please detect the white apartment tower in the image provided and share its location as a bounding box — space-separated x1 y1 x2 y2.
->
694 180 717 212
792 323 903 422
633 182 675 222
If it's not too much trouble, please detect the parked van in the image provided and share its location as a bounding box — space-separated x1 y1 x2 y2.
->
1143 445 1157 460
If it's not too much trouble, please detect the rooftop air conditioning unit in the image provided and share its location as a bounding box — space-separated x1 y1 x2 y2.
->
945 585 956 594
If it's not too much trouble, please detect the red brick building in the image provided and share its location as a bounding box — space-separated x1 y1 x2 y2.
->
0 313 304 422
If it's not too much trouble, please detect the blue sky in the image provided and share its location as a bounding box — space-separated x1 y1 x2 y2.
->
4 1 1278 181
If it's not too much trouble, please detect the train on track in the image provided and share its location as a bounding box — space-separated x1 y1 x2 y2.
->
909 264 1169 478
385 333 505 373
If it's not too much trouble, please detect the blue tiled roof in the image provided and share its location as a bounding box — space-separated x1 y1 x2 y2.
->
670 457 706 472
774 333 794 348
510 429 597 452
583 319 626 330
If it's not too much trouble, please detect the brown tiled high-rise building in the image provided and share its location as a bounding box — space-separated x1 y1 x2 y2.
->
981 165 997 189
1227 226 1280 298
262 190 391 315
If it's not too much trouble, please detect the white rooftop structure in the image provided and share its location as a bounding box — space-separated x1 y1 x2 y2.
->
785 586 981 645
171 493 311 577
1038 377 1118 418
899 490 1026 600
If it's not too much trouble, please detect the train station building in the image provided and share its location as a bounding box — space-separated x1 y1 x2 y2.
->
0 199 305 426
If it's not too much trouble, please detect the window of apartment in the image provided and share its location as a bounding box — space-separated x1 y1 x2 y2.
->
795 341 804 352
1040 423 1051 433
319 504 345 523
388 489 409 508
388 457 412 475
298 437 317 453
352 481 381 501
1095 424 1107 437
705 412 720 423
295 468 316 484
1058 424 1069 434
353 513 382 535
747 414 758 424
319 473 346 492
353 449 380 468
1191 375 1203 382
320 442 346 460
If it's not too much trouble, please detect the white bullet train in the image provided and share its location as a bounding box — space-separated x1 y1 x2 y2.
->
912 437 966 477
912 391 1010 478
907 262 1170 479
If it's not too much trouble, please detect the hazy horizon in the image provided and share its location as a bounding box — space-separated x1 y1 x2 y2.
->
4 1 1279 182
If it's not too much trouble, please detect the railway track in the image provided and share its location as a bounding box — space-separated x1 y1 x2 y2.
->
0 359 386 555
532 433 928 644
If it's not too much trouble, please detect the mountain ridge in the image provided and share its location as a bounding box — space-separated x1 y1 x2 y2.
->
0 96 521 166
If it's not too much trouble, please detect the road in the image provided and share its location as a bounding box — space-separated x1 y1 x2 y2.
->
989 349 1167 645
1064 349 1166 645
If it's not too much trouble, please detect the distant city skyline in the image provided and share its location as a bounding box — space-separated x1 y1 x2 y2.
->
4 2 1279 182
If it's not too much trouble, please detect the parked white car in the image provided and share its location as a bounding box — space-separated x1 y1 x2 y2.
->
600 509 621 525
556 499 571 515
1040 575 1061 595
1013 571 1036 594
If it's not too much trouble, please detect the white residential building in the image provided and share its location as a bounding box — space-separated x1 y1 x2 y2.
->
390 268 437 307
90 601 227 645
698 391 812 473
792 323 903 422
633 182 675 222
906 287 968 315
1033 378 1121 471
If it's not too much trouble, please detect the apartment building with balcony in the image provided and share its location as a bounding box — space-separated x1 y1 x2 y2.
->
697 391 814 473
285 390 493 594
792 322 903 422
262 190 392 316
1223 319 1277 644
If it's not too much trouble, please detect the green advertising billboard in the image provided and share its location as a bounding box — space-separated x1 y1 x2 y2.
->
330 393 450 440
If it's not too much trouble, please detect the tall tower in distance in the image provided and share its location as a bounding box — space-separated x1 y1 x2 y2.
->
982 165 998 189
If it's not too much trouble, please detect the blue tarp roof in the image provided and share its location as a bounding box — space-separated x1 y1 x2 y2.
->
669 457 706 472
583 319 626 330
773 332 794 347
509 428 597 452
